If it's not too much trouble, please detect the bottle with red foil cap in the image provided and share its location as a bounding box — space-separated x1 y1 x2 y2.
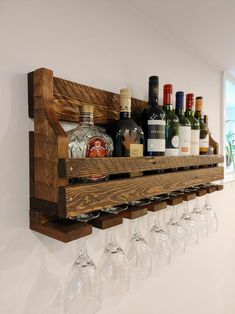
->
185 93 200 155
163 84 179 156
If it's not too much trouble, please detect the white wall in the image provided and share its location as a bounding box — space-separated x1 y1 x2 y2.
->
0 1 234 314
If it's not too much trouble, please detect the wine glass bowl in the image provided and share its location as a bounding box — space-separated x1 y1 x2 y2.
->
64 239 101 314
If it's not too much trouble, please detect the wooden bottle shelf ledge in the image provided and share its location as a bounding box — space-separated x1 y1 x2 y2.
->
28 67 224 242
58 155 223 178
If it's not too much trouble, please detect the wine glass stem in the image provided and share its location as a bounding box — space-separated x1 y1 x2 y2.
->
195 196 199 210
171 205 177 219
205 194 210 207
134 218 141 235
154 211 160 226
184 201 190 215
78 238 88 257
107 228 116 243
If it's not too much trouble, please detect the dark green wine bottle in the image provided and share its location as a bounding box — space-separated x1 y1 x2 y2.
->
185 93 200 155
163 84 179 156
195 97 209 155
175 91 191 156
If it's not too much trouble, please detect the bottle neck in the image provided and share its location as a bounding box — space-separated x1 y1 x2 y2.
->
175 108 184 116
195 110 202 119
120 111 131 119
80 113 94 126
148 84 159 107
163 92 172 110
185 109 194 117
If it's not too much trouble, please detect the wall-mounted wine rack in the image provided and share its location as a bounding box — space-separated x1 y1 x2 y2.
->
28 68 224 242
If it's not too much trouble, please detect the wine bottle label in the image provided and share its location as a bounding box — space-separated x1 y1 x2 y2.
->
130 144 143 157
190 129 200 155
86 137 109 181
179 126 191 156
147 120 165 152
200 134 209 153
165 148 179 156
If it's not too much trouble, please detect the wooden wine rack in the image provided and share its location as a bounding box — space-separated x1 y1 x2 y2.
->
28 68 224 242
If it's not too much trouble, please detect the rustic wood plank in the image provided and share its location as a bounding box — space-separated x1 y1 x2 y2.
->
183 192 196 201
89 213 123 229
58 167 224 218
58 155 224 178
196 188 207 197
119 206 148 219
28 72 34 118
167 196 183 206
29 131 34 197
30 219 92 243
53 76 146 124
209 134 219 155
147 201 167 212
214 184 223 191
33 68 68 203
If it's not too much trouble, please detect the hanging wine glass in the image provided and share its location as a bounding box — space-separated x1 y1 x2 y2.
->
180 188 198 247
98 226 130 296
202 185 218 233
64 238 101 314
191 186 208 239
148 195 171 267
126 200 152 280
166 191 185 256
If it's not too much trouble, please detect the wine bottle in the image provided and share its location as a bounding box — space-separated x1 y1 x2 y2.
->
115 88 144 157
141 76 165 156
185 93 200 155
175 91 191 156
163 84 179 156
195 97 209 155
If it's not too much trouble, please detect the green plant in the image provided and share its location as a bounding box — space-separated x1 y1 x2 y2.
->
225 130 235 169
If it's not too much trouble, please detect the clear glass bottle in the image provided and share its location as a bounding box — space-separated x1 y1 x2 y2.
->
67 104 113 182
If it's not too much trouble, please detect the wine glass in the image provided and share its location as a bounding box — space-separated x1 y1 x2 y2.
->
202 187 218 233
166 192 185 256
98 227 130 295
191 187 208 239
126 203 152 280
180 188 198 247
148 195 171 267
64 238 101 314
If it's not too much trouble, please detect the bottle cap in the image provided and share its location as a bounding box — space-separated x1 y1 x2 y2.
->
149 76 159 84
195 96 203 111
176 91 184 110
186 93 194 110
80 104 94 114
120 88 131 112
164 84 173 93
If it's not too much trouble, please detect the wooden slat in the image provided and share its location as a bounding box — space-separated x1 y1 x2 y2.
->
30 220 92 243
53 76 146 124
89 213 123 229
119 207 148 219
33 69 68 203
58 155 224 178
147 201 167 212
58 167 224 218
183 192 196 201
167 196 183 206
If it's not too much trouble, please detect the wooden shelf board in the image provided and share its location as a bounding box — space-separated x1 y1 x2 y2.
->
58 155 224 178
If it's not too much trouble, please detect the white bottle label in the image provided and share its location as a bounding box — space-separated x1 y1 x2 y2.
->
165 148 179 156
200 134 209 153
190 129 200 155
179 126 191 156
147 120 166 152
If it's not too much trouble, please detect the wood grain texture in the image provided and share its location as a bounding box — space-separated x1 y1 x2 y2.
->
30 219 92 243
183 193 196 201
53 76 147 124
119 207 148 219
58 166 224 218
33 68 68 203
196 188 207 197
214 184 223 191
89 213 123 229
147 201 167 212
167 196 183 206
58 155 224 178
